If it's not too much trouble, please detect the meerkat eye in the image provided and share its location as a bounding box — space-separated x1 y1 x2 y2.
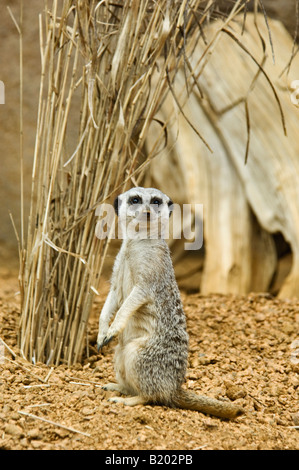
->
129 196 142 205
151 197 162 206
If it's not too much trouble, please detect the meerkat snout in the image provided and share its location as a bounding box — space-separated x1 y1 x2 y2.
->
143 209 151 221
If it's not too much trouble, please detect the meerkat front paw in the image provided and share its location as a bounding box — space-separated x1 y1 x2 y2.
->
97 332 115 351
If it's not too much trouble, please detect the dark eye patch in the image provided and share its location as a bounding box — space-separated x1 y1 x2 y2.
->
129 195 142 205
150 197 162 206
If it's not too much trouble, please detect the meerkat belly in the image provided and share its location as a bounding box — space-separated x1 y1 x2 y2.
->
114 304 156 395
123 304 156 342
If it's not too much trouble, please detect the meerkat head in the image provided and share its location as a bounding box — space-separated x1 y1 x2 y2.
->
114 187 173 239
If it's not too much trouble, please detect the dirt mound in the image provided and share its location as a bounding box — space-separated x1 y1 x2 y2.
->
0 272 298 450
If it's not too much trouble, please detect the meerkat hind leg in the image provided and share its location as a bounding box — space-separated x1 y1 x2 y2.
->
102 382 129 394
108 396 147 406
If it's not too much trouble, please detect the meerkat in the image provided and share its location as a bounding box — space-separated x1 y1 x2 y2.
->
97 187 244 419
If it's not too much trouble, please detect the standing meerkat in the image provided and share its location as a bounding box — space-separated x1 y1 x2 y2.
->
97 187 244 419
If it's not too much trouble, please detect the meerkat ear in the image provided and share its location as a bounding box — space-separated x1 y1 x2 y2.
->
113 196 121 216
168 199 174 217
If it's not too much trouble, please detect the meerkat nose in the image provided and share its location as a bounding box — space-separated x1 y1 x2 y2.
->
142 207 151 220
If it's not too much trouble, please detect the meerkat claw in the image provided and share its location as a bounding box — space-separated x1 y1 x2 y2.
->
108 396 125 404
97 335 114 351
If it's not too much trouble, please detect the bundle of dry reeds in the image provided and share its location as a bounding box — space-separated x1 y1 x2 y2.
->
17 0 250 365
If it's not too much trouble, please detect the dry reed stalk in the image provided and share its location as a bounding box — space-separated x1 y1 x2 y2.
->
18 0 252 365
18 410 91 437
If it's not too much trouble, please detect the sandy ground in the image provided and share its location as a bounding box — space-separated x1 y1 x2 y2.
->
0 269 299 451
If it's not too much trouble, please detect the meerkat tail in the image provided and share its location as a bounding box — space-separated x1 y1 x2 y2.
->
173 389 244 420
